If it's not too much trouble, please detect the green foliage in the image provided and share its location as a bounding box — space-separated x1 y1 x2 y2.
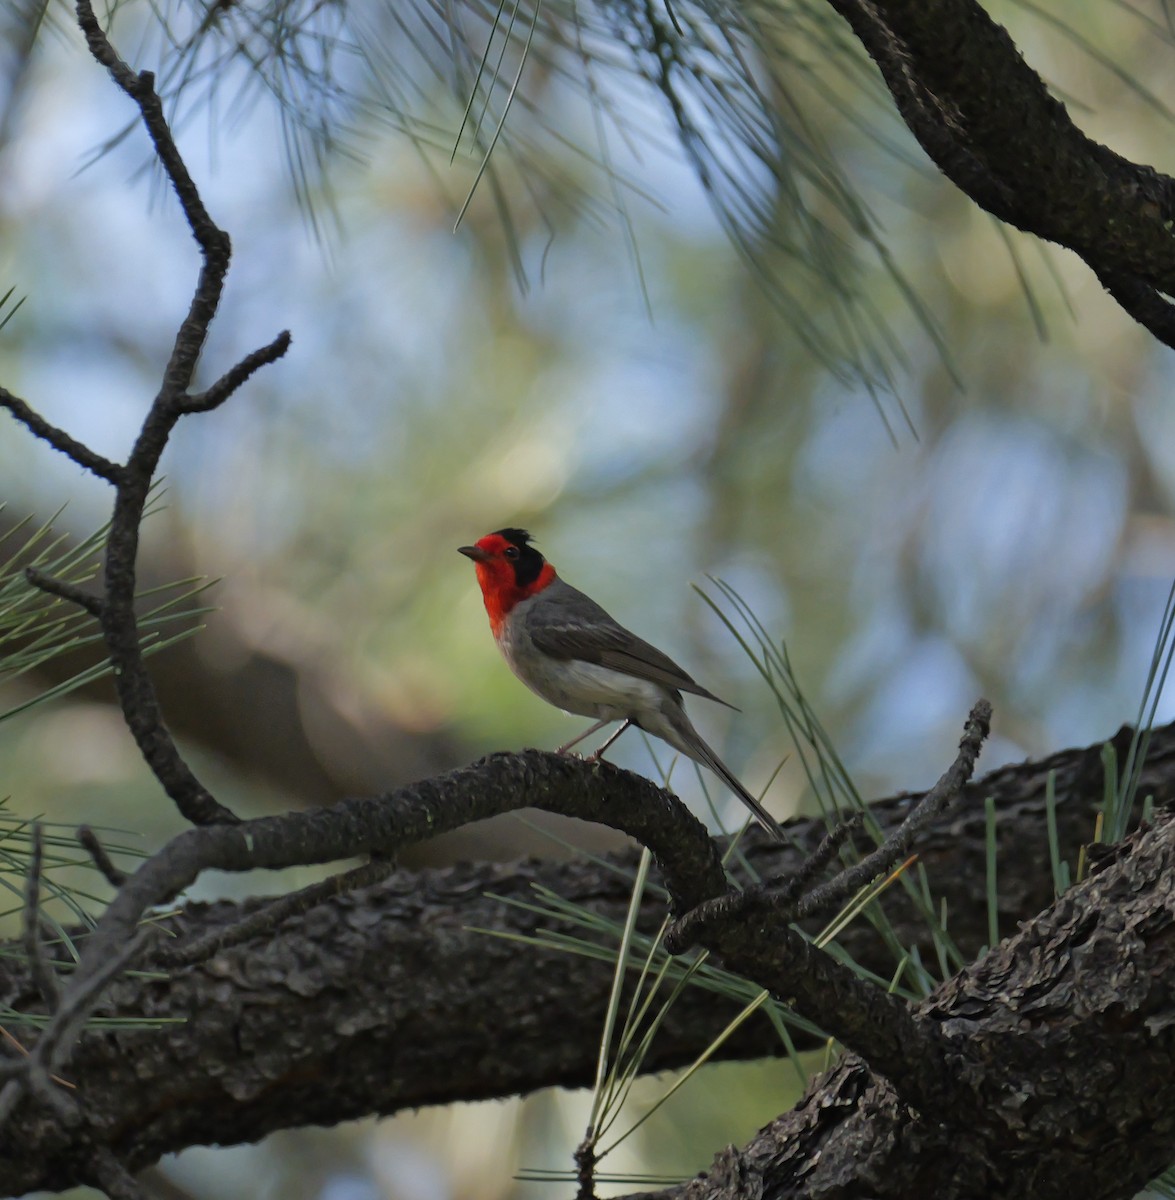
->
1038 574 1175 902
1111 578 1175 842
0 810 160 1036
697 577 966 990
39 0 948 403
1149 1163 1175 1200
0 287 26 334
0 502 211 1030
0 501 212 724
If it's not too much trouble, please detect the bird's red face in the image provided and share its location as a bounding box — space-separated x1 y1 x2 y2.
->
458 528 555 636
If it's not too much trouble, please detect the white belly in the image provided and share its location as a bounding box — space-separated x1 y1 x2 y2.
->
499 624 668 721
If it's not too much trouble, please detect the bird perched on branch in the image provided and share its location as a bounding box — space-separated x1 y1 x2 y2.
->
459 527 784 841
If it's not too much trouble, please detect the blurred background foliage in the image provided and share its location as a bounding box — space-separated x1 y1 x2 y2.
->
2 0 1175 1196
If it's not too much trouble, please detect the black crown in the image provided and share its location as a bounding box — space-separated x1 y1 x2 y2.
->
495 528 533 547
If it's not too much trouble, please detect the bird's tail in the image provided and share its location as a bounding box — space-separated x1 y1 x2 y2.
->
654 704 787 843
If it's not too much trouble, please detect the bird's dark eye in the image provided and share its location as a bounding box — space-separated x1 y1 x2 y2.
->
504 546 520 560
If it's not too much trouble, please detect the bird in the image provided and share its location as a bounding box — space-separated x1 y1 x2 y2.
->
459 527 785 841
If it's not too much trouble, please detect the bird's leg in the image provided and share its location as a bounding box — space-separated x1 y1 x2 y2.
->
556 718 611 755
587 719 632 762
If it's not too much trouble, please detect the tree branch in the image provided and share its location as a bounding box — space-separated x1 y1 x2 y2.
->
179 331 292 414
664 701 991 1113
666 699 992 949
152 855 397 968
0 750 727 1139
1094 268 1175 345
21 825 60 1013
22 1 294 828
91 1151 149 1200
24 566 105 619
623 812 1175 1200
0 388 123 483
0 719 1171 1195
828 0 1175 345
77 826 129 888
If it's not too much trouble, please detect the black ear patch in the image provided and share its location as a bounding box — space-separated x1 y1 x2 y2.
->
494 528 545 588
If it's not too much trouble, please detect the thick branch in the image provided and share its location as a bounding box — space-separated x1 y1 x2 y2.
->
625 813 1175 1200
153 856 398 968
1094 268 1175 346
0 720 1172 1194
829 0 1175 343
5 750 725 1126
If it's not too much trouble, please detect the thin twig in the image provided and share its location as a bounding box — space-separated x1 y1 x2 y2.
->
180 331 292 413
22 825 61 1010
0 1045 79 1126
25 567 105 619
0 1025 33 1069
70 0 296 828
773 812 864 908
77 826 129 887
0 1026 75 1091
75 4 225 257
659 702 994 1112
0 1071 22 1124
0 389 123 483
795 699 991 920
573 1136 598 1200
0 0 297 1133
36 928 151 1080
21 1055 79 1124
667 700 991 948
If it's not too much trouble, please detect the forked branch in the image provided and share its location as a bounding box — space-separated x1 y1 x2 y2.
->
664 700 992 1112
0 2 292 828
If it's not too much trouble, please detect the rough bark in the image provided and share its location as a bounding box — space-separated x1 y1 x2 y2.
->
624 811 1175 1200
0 721 1171 1196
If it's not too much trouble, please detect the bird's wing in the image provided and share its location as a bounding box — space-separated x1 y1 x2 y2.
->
524 581 736 708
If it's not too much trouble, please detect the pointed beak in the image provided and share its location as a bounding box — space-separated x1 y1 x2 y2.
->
458 545 491 563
